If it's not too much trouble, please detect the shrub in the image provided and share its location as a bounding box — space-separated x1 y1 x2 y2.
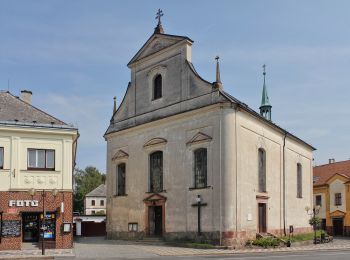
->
309 216 321 229
252 237 279 248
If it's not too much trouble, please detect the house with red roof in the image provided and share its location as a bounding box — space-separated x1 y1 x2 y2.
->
313 159 350 236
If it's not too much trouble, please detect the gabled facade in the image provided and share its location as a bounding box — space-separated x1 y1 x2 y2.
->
105 22 315 246
313 160 350 236
0 90 78 250
84 184 106 215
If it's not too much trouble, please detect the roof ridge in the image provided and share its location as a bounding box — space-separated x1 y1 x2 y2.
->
220 90 315 150
314 159 350 168
85 183 106 197
5 91 69 126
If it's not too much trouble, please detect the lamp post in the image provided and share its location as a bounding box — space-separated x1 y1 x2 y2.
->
28 188 58 255
305 205 321 244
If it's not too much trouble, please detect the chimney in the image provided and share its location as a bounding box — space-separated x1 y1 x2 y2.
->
329 158 335 164
20 90 32 104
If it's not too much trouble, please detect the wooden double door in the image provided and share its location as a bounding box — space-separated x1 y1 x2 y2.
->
333 218 344 236
148 206 163 236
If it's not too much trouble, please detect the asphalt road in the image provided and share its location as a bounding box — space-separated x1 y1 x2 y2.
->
56 249 350 260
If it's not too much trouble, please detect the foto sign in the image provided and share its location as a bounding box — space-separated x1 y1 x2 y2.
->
8 200 39 207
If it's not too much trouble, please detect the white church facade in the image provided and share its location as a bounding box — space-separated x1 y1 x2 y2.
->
104 16 315 246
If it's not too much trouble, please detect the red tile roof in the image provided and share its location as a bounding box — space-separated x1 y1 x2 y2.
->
313 160 350 186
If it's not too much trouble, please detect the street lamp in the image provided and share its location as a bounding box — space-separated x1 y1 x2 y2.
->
305 205 321 244
28 188 58 255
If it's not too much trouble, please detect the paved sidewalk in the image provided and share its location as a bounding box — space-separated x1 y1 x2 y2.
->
0 249 73 259
133 238 350 256
0 237 349 259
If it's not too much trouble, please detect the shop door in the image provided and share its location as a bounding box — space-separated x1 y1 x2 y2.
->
22 213 40 242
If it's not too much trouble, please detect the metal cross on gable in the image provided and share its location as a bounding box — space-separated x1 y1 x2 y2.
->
156 9 164 25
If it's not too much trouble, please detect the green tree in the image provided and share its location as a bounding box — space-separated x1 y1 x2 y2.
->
73 166 105 213
309 216 321 230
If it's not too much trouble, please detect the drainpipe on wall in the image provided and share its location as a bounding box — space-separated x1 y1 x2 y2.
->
71 131 79 243
71 132 80 196
283 132 287 236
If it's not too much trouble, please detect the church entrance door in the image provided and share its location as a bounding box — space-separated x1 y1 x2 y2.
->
258 203 267 233
332 218 343 236
149 206 163 236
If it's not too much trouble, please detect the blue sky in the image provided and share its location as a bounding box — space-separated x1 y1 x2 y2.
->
1 0 349 172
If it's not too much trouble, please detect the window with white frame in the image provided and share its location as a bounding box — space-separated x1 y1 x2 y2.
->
128 223 138 232
27 149 55 170
335 193 342 206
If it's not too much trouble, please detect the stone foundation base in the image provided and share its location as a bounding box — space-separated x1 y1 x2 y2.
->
222 227 313 248
107 227 314 248
107 231 145 240
164 232 220 245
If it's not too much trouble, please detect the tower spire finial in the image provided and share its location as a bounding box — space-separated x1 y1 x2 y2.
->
154 9 164 34
214 56 223 90
113 96 117 114
263 64 266 87
259 64 272 121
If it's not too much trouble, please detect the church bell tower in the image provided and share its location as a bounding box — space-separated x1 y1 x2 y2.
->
259 64 272 121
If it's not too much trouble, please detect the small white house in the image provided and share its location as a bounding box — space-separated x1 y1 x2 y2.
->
84 184 106 215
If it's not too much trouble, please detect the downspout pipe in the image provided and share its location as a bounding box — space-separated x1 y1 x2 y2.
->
71 131 79 244
71 132 80 191
283 131 287 236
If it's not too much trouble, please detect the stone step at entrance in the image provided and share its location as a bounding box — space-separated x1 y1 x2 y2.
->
139 236 165 244
21 242 40 250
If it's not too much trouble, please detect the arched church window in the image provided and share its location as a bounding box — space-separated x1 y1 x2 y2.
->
149 151 163 192
297 163 302 198
194 148 207 188
153 74 162 100
117 163 126 196
258 148 266 192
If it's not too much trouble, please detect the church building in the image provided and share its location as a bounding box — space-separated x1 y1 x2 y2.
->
105 13 315 246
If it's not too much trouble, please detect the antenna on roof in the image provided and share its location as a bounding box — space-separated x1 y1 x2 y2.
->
7 78 10 92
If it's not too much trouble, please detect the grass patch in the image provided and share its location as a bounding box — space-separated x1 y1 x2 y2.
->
283 230 325 242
